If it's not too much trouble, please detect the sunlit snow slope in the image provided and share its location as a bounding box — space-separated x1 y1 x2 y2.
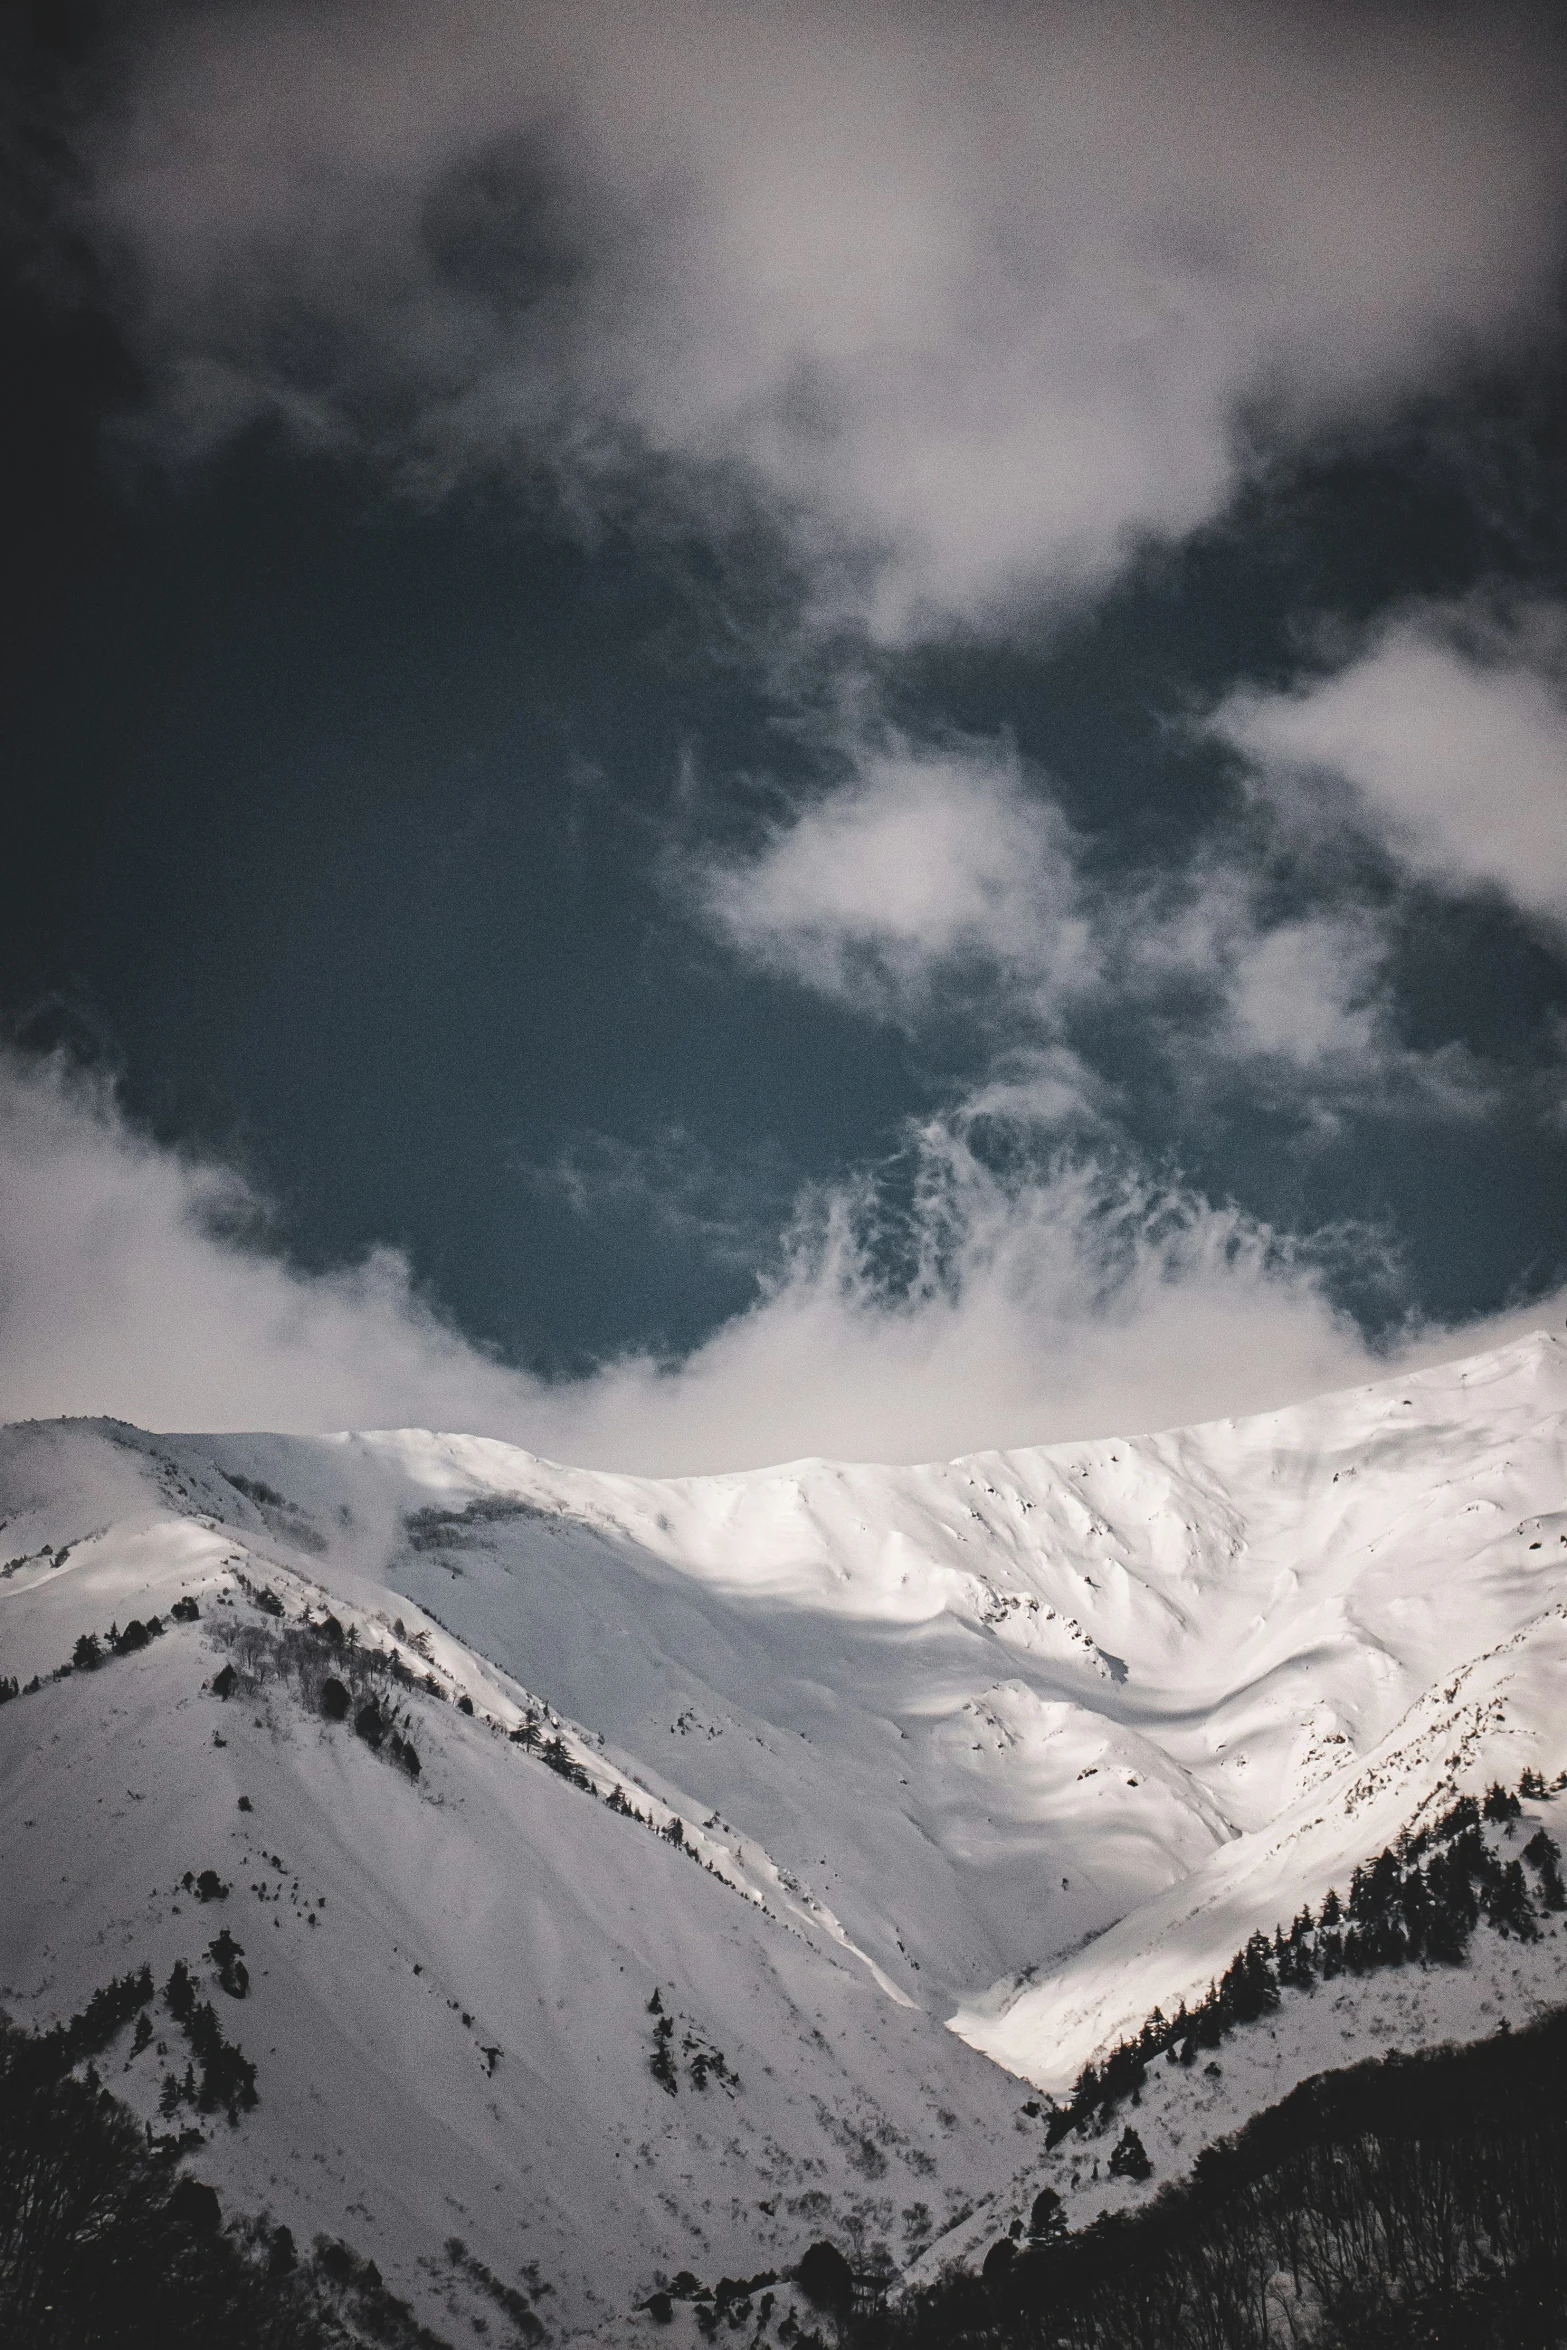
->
3 1329 1567 2327
200 1331 1567 2009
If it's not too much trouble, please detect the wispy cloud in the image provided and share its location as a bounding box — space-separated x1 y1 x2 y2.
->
685 742 1094 1024
514 1124 795 1272
77 0 1567 635
1117 861 1501 1128
676 724 1506 1132
1212 600 1567 931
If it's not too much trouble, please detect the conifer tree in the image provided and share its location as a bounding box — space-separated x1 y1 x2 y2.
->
1107 2125 1152 2182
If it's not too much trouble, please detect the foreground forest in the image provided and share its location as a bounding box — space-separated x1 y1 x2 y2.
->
862 2006 1567 2350
0 1999 455 2349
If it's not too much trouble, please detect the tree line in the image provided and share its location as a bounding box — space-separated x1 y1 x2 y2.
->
1047 1775 1564 2148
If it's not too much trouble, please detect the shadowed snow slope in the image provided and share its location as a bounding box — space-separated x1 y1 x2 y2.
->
3 1330 1567 2330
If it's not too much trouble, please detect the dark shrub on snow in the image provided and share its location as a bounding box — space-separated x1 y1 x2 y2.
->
797 2240 854 2315
1108 2125 1152 2181
1031 2188 1067 2241
167 2177 223 2237
208 1929 249 1998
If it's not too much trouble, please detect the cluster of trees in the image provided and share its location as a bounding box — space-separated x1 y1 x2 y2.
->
645 1991 738 2097
220 1472 288 1510
509 1716 595 1793
205 1607 435 1784
181 1867 230 1902
213 1478 327 1555
1048 1778 1565 2147
649 1993 680 2093
157 1960 258 2125
319 1682 422 1777
78 1615 174 1672
434 2234 552 2344
643 2264 781 2332
271 1606 445 1713
7 1615 176 1700
3 1966 156 2096
402 1495 548 1556
2 1594 207 1708
869 2003 1567 2349
0 1994 453 2347
1106 2125 1151 2182
208 1930 250 2000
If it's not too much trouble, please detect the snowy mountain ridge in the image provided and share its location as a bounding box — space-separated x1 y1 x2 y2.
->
3 1328 1567 2336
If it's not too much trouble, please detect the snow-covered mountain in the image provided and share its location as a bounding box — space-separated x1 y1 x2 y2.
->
4 1330 1567 2338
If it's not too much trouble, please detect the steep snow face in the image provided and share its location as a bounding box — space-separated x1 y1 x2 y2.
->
168 1329 1567 2017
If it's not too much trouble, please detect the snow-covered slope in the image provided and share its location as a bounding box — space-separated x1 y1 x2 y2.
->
954 1591 1567 2088
4 1329 1567 2332
0 1447 1031 2341
174 1331 1567 2010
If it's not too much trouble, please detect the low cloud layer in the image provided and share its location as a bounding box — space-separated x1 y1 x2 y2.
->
78 0 1567 633
2 1051 1556 1475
